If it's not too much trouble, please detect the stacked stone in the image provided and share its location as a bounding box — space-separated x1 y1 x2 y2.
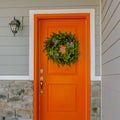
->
0 81 33 120
91 81 101 120
0 80 101 120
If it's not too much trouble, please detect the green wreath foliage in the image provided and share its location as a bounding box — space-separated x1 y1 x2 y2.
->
44 31 80 66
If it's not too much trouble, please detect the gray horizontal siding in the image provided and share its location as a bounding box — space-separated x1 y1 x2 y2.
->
0 56 29 65
0 0 100 76
102 0 120 76
0 46 28 56
101 0 107 12
102 1 120 33
0 65 29 75
103 76 120 91
102 0 120 119
102 75 120 120
102 0 113 21
102 57 120 75
0 0 99 8
0 37 28 46
102 1 120 43
0 6 100 17
102 21 120 53
103 40 120 64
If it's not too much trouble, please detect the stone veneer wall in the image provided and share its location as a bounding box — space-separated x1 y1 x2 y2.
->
0 81 101 120
91 81 101 120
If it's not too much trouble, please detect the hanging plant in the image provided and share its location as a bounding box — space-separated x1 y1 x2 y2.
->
44 31 80 66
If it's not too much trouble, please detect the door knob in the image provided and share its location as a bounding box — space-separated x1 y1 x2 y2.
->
40 81 44 94
40 76 44 93
40 76 44 81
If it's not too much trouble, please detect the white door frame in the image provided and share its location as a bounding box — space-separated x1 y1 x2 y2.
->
29 9 101 81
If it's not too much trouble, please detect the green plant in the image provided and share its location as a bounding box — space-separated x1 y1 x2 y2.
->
44 31 80 66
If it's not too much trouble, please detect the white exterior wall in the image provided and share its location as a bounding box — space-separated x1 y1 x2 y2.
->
102 0 120 119
0 0 100 76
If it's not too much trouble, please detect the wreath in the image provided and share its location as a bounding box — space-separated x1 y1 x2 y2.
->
44 31 80 66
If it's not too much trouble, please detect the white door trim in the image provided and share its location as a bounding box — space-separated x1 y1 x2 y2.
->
29 9 101 81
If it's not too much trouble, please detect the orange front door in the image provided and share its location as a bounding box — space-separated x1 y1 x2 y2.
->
34 13 90 120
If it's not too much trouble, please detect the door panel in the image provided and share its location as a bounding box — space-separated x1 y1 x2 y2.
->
35 13 90 120
48 84 77 112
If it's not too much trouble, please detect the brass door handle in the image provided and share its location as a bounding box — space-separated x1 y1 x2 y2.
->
40 76 44 93
40 81 43 87
40 76 44 81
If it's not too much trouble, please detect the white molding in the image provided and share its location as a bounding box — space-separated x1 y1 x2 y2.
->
0 76 33 80
0 9 101 81
29 9 101 81
93 76 102 81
